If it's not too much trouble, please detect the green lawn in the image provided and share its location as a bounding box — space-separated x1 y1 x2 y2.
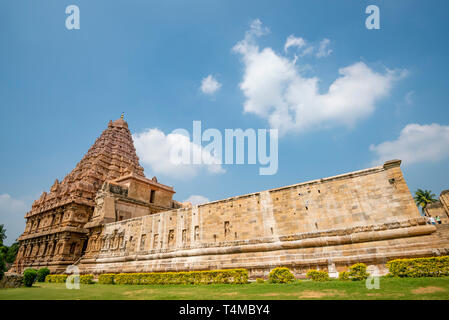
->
1 277 449 300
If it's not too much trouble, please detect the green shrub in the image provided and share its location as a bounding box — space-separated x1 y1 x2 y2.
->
23 268 37 287
348 263 369 281
36 268 50 282
256 278 265 283
386 256 449 278
98 273 115 284
80 274 94 284
110 269 248 285
338 271 350 281
306 269 330 281
268 267 296 284
45 274 68 283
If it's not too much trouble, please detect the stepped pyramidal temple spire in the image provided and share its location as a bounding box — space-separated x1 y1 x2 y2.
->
12 117 179 273
26 117 145 218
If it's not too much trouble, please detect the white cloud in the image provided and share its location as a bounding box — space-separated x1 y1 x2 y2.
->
183 195 210 206
133 128 225 180
200 75 222 95
404 91 414 106
370 123 449 165
316 38 332 58
233 19 405 136
301 45 314 57
0 194 28 245
284 35 306 52
285 35 332 58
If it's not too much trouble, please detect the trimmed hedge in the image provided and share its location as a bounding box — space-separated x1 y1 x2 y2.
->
45 274 94 284
306 269 330 282
387 256 449 278
80 274 94 284
348 263 369 281
256 278 265 284
37 268 50 282
45 274 68 283
98 269 248 285
338 271 350 281
23 268 37 287
98 273 115 284
117 269 248 285
268 267 296 284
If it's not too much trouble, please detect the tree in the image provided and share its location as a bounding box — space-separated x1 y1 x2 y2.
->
414 189 438 214
6 242 19 264
0 224 6 245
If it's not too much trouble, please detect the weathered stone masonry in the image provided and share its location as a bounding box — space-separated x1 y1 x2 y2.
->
77 159 449 277
11 117 179 273
12 117 449 277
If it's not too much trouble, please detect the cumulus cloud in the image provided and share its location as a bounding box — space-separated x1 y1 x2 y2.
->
370 123 449 165
200 75 222 95
233 19 405 136
0 194 28 245
183 195 210 206
133 128 225 180
316 38 332 58
284 35 306 52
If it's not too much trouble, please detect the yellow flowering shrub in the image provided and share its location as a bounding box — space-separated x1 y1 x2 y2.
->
45 274 68 283
268 267 296 283
387 256 449 277
306 269 330 281
99 269 248 285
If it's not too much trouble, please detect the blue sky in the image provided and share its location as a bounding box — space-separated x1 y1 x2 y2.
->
1 0 449 245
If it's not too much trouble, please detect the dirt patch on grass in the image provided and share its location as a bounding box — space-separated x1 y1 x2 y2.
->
259 290 343 299
123 289 156 297
222 292 239 296
298 290 343 299
411 286 446 294
260 293 280 297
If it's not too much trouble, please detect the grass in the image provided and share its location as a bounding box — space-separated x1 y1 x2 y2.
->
1 277 449 300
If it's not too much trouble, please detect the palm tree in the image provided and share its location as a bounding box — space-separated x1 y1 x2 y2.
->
0 224 6 245
414 189 438 215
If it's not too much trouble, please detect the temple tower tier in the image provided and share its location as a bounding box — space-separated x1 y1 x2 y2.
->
11 117 177 273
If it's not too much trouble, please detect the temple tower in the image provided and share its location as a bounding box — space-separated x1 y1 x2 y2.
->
11 117 175 273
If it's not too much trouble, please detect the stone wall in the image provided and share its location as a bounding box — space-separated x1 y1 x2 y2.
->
13 203 92 273
440 191 449 218
78 160 449 277
0 273 23 288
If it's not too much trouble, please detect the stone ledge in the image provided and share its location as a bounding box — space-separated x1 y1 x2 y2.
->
83 223 436 265
77 246 449 276
96 216 429 254
18 226 89 241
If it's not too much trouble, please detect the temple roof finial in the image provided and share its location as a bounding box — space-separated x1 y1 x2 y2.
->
121 112 124 119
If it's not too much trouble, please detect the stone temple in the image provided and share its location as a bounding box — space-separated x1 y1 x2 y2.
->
11 117 449 277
